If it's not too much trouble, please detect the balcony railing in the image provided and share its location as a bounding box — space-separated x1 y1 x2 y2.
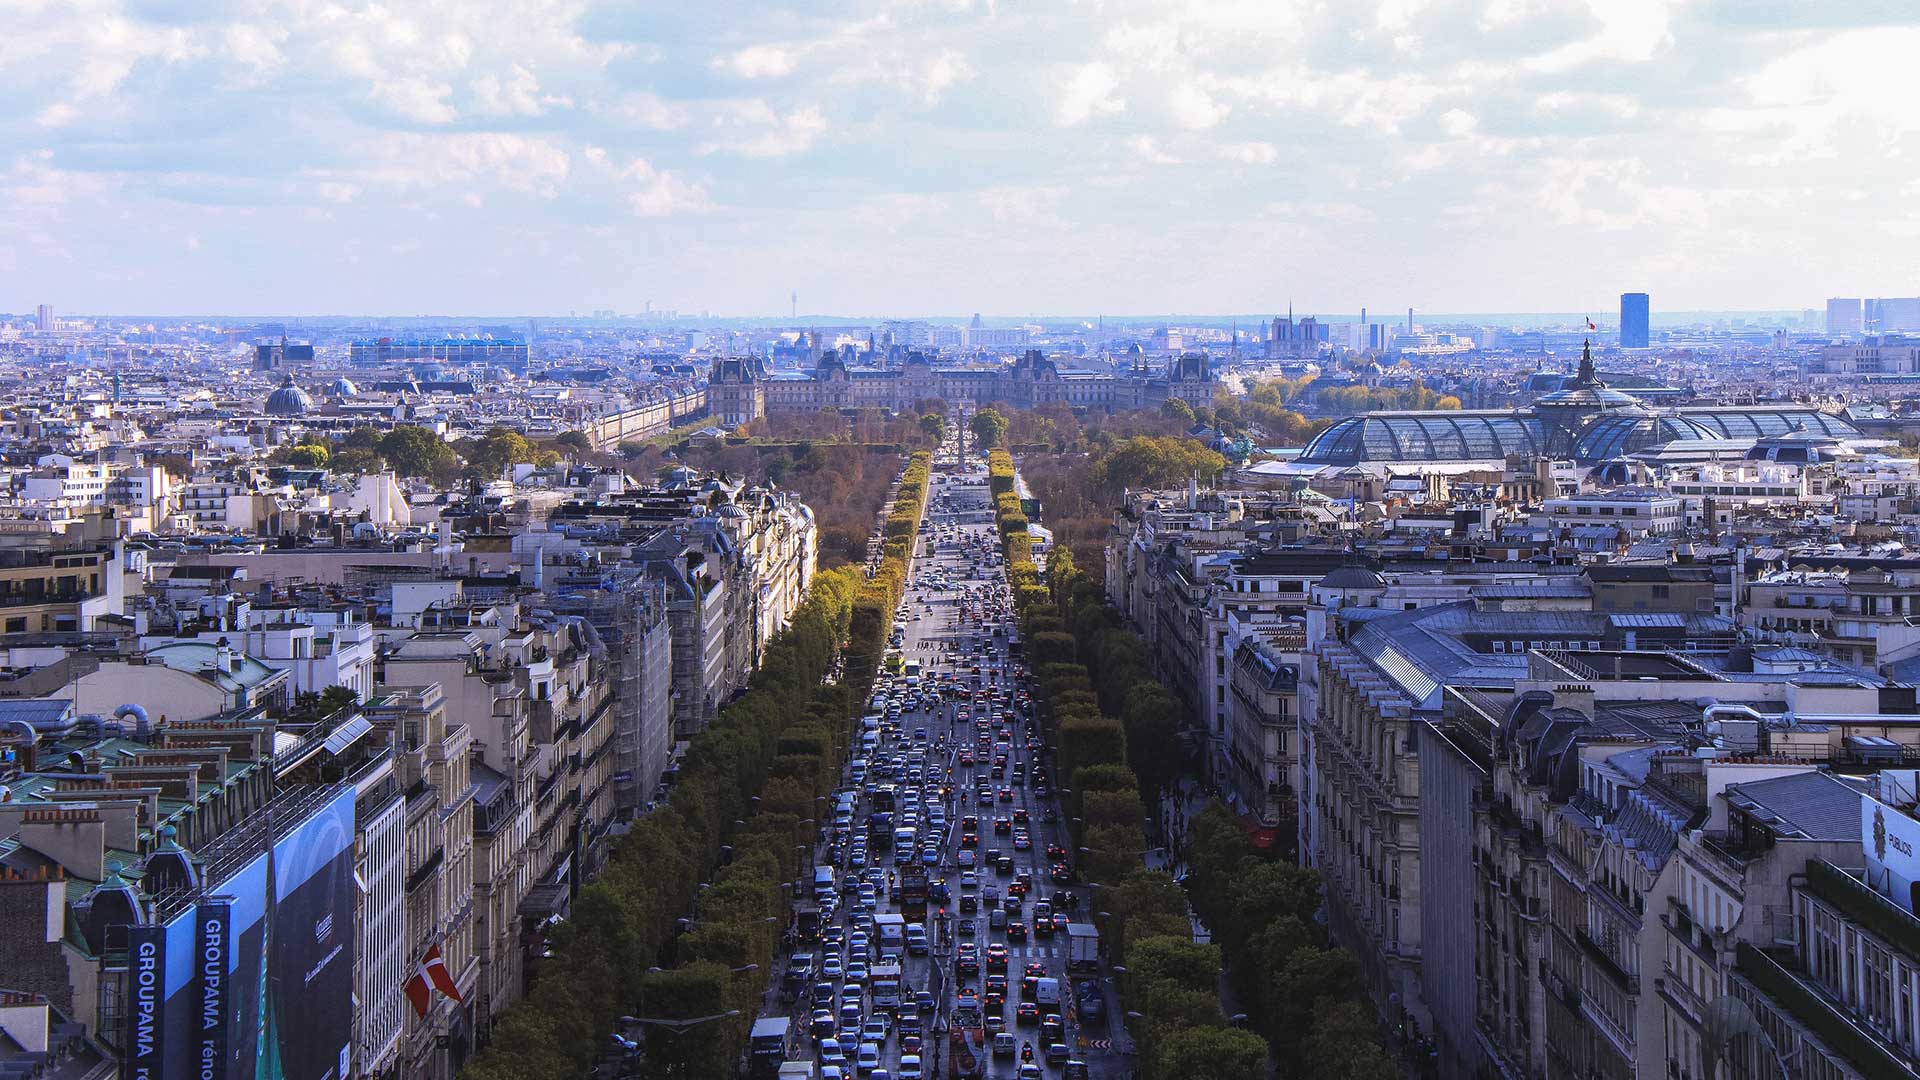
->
1735 943 1920 1080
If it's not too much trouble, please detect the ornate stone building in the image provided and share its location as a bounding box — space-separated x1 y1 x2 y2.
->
707 348 1217 424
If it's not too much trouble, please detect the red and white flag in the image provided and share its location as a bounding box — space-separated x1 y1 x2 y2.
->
405 944 465 1017
1587 318 1597 330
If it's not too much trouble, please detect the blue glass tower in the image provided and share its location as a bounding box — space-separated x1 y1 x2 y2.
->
1620 292 1650 349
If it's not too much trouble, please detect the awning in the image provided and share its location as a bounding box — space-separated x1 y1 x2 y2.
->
322 714 372 755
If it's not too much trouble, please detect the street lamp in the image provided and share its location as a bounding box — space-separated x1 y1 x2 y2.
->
617 1009 742 1034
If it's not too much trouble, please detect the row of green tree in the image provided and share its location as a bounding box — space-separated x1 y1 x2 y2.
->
993 450 1397 1080
845 451 933 684
1313 379 1462 413
455 561 861 1080
269 425 596 481
458 454 933 1080
1181 804 1401 1079
989 450 1268 1080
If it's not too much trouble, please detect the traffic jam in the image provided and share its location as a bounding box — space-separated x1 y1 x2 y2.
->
756 451 1104 1080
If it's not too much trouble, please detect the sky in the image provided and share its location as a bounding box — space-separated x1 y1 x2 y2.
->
4 0 1920 318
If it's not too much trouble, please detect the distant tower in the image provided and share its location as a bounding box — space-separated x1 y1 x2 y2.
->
35 304 53 332
1620 292 1650 349
1407 307 1414 332
791 291 797 320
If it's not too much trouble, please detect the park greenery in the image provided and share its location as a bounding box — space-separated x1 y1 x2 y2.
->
457 452 931 1080
275 423 584 483
989 448 1395 1080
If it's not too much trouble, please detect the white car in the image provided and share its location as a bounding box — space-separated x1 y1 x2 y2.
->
897 1054 924 1079
856 1043 882 1074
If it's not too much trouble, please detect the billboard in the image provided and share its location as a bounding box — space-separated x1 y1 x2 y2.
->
267 786 357 1080
123 908 199 1080
137 785 357 1080
197 901 231 1080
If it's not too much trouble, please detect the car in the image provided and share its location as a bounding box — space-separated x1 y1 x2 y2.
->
1018 1064 1043 1080
1045 844 1068 862
996 856 1015 877
960 872 978 891
822 955 844 978
956 950 980 976
985 944 1009 971
840 1002 864 1027
897 1055 924 1080
992 1033 1017 1058
862 1020 888 1047
957 918 976 938
822 1067 847 1080
1006 920 1027 941
1024 962 1048 980
819 1038 847 1069
984 974 1008 997
960 832 979 849
914 991 936 1014
1012 808 1029 825
1049 864 1074 884
812 1010 838 1038
1041 1015 1065 1044
993 817 1012 835
1076 984 1105 1025
901 1034 923 1056
1011 834 1031 852
1046 1044 1070 1065
1016 1001 1039 1025
856 1043 881 1074
846 961 870 983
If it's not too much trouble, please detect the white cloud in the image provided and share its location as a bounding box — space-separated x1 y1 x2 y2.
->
1217 141 1278 165
612 92 689 131
714 44 805 79
1125 135 1183 165
978 184 1067 224
472 65 571 118
1527 0 1680 73
374 76 458 124
330 133 573 198
700 103 827 158
1053 63 1125 126
584 146 713 217
1167 83 1229 130
1439 108 1478 137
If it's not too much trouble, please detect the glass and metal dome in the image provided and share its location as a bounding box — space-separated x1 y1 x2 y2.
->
1297 413 1547 464
1676 407 1858 440
1569 410 1723 462
1745 424 1840 464
264 375 313 416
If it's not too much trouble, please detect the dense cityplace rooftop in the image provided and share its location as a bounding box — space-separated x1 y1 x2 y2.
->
8 302 1920 1080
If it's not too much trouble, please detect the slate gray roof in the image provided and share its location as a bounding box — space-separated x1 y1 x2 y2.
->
1722 771 1865 842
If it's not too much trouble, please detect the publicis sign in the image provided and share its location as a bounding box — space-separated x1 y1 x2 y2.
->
125 923 167 1079
197 901 231 1080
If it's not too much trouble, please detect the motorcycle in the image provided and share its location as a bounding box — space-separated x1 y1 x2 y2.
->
1022 1043 1035 1063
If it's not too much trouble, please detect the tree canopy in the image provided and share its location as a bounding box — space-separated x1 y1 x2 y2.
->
970 407 1009 449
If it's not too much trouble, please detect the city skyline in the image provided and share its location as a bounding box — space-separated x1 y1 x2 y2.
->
6 2 1920 316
